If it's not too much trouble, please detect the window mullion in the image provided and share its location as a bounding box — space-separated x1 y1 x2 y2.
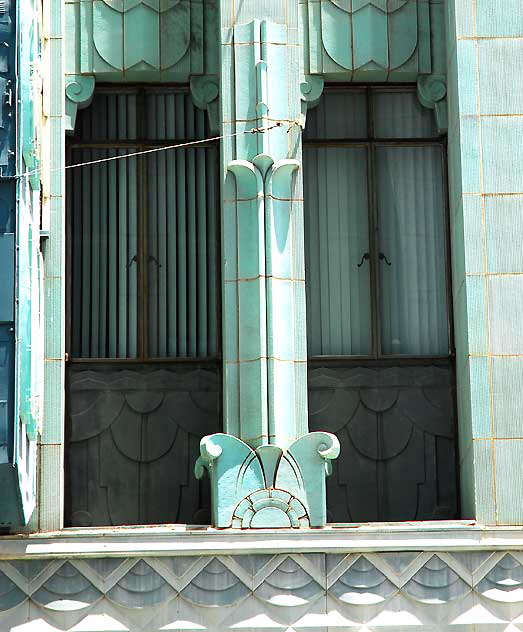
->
138 149 149 360
136 90 149 360
367 142 381 360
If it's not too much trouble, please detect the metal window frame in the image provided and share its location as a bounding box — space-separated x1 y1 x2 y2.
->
65 85 222 364
304 84 454 363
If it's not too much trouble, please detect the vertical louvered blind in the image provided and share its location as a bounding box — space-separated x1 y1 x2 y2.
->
69 148 139 358
372 90 437 139
69 90 219 359
304 147 372 356
377 146 448 355
146 148 218 357
304 87 449 358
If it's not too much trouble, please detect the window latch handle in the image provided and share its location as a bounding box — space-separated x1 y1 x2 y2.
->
379 252 392 266
357 252 370 268
148 254 162 269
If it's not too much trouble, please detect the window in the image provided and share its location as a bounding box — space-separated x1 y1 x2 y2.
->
305 87 458 522
65 88 220 527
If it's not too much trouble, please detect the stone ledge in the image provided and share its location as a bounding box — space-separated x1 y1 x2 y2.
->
4 521 523 558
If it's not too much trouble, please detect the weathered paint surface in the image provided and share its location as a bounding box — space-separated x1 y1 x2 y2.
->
0 0 42 527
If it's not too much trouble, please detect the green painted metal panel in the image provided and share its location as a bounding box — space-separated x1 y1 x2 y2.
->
65 364 221 526
0 232 14 323
0 0 41 527
309 363 458 521
0 326 14 466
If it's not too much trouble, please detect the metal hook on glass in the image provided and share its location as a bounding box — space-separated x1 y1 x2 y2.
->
127 254 162 269
148 255 162 269
127 254 138 269
357 252 370 268
379 252 392 266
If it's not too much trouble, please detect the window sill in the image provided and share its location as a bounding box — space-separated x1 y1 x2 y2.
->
2 521 523 559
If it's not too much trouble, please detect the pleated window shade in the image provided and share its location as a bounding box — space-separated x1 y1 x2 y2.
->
68 89 219 359
304 88 450 357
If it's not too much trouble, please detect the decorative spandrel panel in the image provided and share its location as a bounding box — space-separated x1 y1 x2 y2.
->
65 0 220 130
304 0 432 81
67 0 217 82
66 365 220 526
308 364 458 522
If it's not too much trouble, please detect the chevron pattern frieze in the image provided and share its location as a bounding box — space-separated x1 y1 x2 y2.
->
2 552 523 629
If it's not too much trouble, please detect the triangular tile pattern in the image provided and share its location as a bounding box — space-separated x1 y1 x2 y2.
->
2 552 523 629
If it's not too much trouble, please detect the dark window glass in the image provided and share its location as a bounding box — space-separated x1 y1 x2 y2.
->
65 88 220 527
305 87 458 522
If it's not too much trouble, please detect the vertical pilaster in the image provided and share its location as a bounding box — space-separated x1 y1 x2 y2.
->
446 0 523 524
196 0 338 529
39 0 65 531
220 5 306 449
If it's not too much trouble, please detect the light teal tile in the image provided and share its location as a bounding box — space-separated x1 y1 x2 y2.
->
488 275 523 354
473 439 496 524
469 356 491 438
42 361 65 445
237 198 264 280
65 3 79 74
238 278 266 362
465 275 488 354
293 280 307 362
266 201 292 280
293 360 308 438
450 196 465 285
481 117 523 194
222 209 238 282
48 39 65 116
223 362 240 437
478 39 523 114
492 357 523 438
267 358 295 444
48 117 64 197
44 198 65 278
459 444 475 519
223 282 238 363
476 0 523 36
462 195 484 275
486 195 523 274
44 277 65 360
446 42 460 135
456 40 478 116
457 357 473 455
495 439 523 524
239 359 268 447
38 444 63 531
452 282 469 361
266 278 293 361
92 1 123 74
458 115 481 193
450 0 475 37
447 126 464 208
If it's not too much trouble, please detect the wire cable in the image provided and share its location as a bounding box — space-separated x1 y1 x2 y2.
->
17 120 300 181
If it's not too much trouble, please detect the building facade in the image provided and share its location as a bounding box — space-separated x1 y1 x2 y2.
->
1 0 523 629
